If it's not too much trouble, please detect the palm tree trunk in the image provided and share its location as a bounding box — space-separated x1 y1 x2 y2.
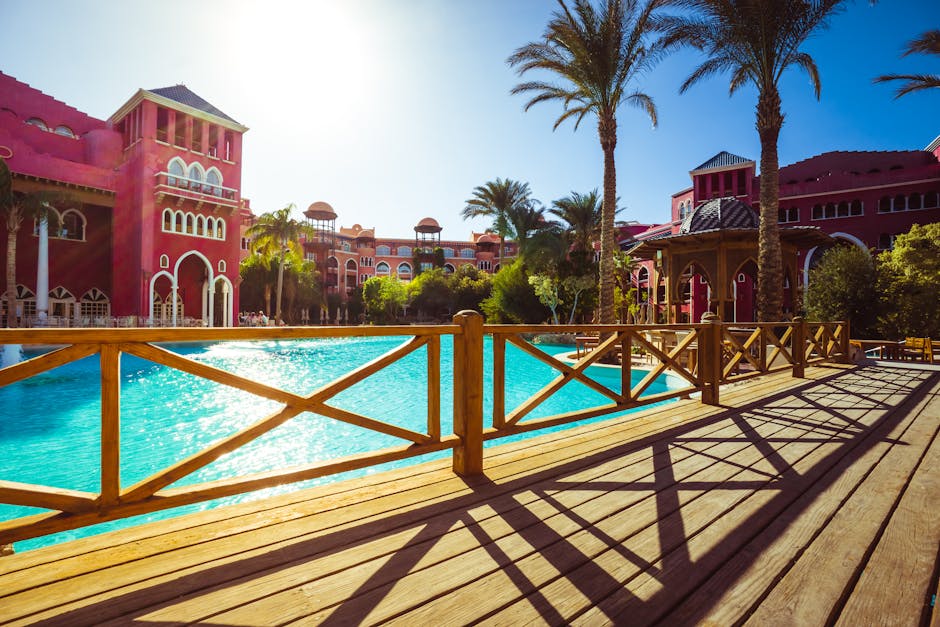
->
275 250 286 325
598 114 618 325
756 89 784 322
5 227 17 328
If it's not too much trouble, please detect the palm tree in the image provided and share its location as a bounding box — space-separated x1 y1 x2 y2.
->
506 202 554 259
246 204 313 325
551 189 614 275
462 178 533 268
0 158 63 328
874 29 940 98
509 0 665 325
664 0 848 321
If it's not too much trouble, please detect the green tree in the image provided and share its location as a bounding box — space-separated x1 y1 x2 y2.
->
481 259 548 323
529 273 564 324
562 274 597 324
450 265 493 313
874 29 940 98
245 204 314 325
462 178 532 268
550 189 606 276
664 0 848 321
804 244 879 338
509 0 664 325
876 223 940 339
409 268 454 320
362 275 409 324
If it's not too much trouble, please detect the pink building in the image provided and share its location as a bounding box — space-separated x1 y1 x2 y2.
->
624 138 940 323
299 204 517 300
0 73 251 326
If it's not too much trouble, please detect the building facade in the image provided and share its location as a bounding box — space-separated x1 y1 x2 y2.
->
0 73 251 327
298 204 517 300
624 137 940 324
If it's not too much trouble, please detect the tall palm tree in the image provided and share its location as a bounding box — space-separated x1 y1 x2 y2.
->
462 178 533 268
550 189 603 255
874 29 940 98
509 0 665 325
506 202 553 259
246 204 313 325
663 0 847 321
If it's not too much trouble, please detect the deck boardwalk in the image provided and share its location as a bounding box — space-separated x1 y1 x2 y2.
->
1 363 938 626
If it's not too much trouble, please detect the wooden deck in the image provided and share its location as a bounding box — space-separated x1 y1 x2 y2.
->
1 362 938 626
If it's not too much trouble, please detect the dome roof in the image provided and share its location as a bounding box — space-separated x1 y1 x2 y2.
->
414 217 442 233
679 197 758 234
476 233 499 244
304 201 337 221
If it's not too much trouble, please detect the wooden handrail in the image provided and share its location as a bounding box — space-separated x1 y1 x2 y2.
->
0 318 848 548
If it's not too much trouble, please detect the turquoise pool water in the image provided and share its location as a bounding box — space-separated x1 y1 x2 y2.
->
0 336 679 551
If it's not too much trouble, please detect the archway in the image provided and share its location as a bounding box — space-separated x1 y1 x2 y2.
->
213 276 233 327
174 251 214 326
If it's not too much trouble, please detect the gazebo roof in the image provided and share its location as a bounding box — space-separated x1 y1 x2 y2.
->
627 225 834 259
679 197 758 233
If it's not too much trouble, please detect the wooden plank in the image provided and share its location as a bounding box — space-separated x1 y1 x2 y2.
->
835 393 940 625
656 368 937 626
492 334 505 428
0 343 99 387
0 368 848 624
486 376 878 626
428 335 440 441
99 344 121 507
0 481 97 513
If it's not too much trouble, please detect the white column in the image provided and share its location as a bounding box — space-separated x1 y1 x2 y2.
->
207 280 215 327
36 216 49 323
171 284 179 326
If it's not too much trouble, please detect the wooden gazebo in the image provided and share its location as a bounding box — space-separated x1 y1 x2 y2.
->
627 197 833 323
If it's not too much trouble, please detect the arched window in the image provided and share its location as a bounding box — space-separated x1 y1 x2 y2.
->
376 261 390 275
206 218 216 239
168 159 185 187
205 168 222 196
159 254 169 268
893 194 906 212
53 125 75 138
60 209 85 240
442 247 454 258
850 200 863 216
346 259 357 271
878 196 891 213
218 260 226 273
26 118 47 131
397 262 412 275
196 215 206 237
80 288 110 319
837 201 849 218
163 208 174 232
637 266 649 286
174 210 185 233
33 208 61 236
188 163 204 184
460 248 475 258
216 219 225 240
185 214 195 235
443 263 455 274
397 246 411 257
908 192 922 210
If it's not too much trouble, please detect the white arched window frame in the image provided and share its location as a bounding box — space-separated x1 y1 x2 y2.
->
159 254 169 268
188 163 205 185
397 246 411 257
218 259 227 273
216 219 225 240
206 218 216 239
196 215 206 237
376 245 391 256
80 287 110 319
376 262 390 275
33 207 62 237
163 208 175 232
59 209 86 240
26 118 48 131
168 158 186 187
54 125 76 138
397 262 412 275
174 210 185 233
205 168 222 196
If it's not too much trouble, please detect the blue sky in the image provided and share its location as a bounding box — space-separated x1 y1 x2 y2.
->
1 0 937 239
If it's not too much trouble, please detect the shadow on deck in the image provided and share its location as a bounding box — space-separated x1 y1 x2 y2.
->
2 363 939 625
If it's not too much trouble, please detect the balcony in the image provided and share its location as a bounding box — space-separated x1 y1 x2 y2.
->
154 172 239 213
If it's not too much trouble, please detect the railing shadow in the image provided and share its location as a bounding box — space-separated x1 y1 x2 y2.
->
10 364 934 625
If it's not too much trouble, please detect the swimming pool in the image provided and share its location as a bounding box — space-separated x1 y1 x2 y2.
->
0 336 680 551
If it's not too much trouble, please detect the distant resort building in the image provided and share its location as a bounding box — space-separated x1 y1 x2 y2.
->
622 137 940 323
0 72 251 327
298 203 517 300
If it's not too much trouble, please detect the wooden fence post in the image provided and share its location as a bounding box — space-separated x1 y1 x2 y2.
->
840 319 852 364
452 310 484 476
792 316 806 378
699 312 721 406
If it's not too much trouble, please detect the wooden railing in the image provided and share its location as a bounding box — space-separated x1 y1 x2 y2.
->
0 314 850 547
